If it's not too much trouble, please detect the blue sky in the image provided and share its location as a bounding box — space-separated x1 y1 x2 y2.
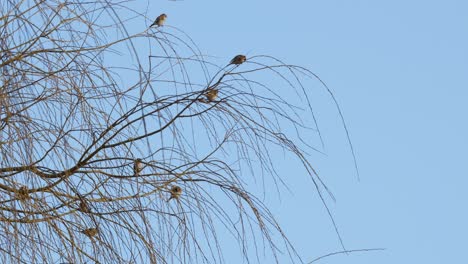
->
138 1 468 263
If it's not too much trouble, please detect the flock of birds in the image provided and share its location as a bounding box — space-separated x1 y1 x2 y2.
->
133 159 183 202
150 13 247 103
76 13 248 240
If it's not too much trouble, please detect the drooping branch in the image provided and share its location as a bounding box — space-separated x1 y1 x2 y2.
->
0 1 355 263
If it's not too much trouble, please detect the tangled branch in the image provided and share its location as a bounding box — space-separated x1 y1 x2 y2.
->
0 1 355 263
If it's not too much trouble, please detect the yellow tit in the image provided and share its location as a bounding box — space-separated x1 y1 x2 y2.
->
167 185 182 202
151 13 167 27
134 158 143 176
205 89 218 102
81 227 98 238
229 55 247 65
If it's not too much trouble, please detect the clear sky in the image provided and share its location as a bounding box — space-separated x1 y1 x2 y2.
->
139 1 468 263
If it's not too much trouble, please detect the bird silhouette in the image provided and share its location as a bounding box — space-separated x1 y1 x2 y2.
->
229 55 247 65
167 185 182 202
151 14 167 27
134 158 143 176
81 227 98 238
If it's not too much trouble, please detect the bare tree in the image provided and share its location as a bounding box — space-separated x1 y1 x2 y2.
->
0 1 357 263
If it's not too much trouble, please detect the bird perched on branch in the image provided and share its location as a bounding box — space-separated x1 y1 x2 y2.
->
197 83 219 103
134 158 143 176
81 227 98 238
205 89 218 102
167 185 182 202
78 200 91 213
17 186 29 200
229 55 247 65
150 14 167 27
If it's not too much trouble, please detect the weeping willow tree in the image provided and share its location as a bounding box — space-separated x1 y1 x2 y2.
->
0 0 358 263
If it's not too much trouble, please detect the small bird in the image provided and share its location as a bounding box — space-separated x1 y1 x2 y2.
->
81 227 98 238
229 55 247 65
205 89 218 102
134 158 143 176
150 14 167 27
78 200 90 213
17 186 29 200
167 185 182 202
